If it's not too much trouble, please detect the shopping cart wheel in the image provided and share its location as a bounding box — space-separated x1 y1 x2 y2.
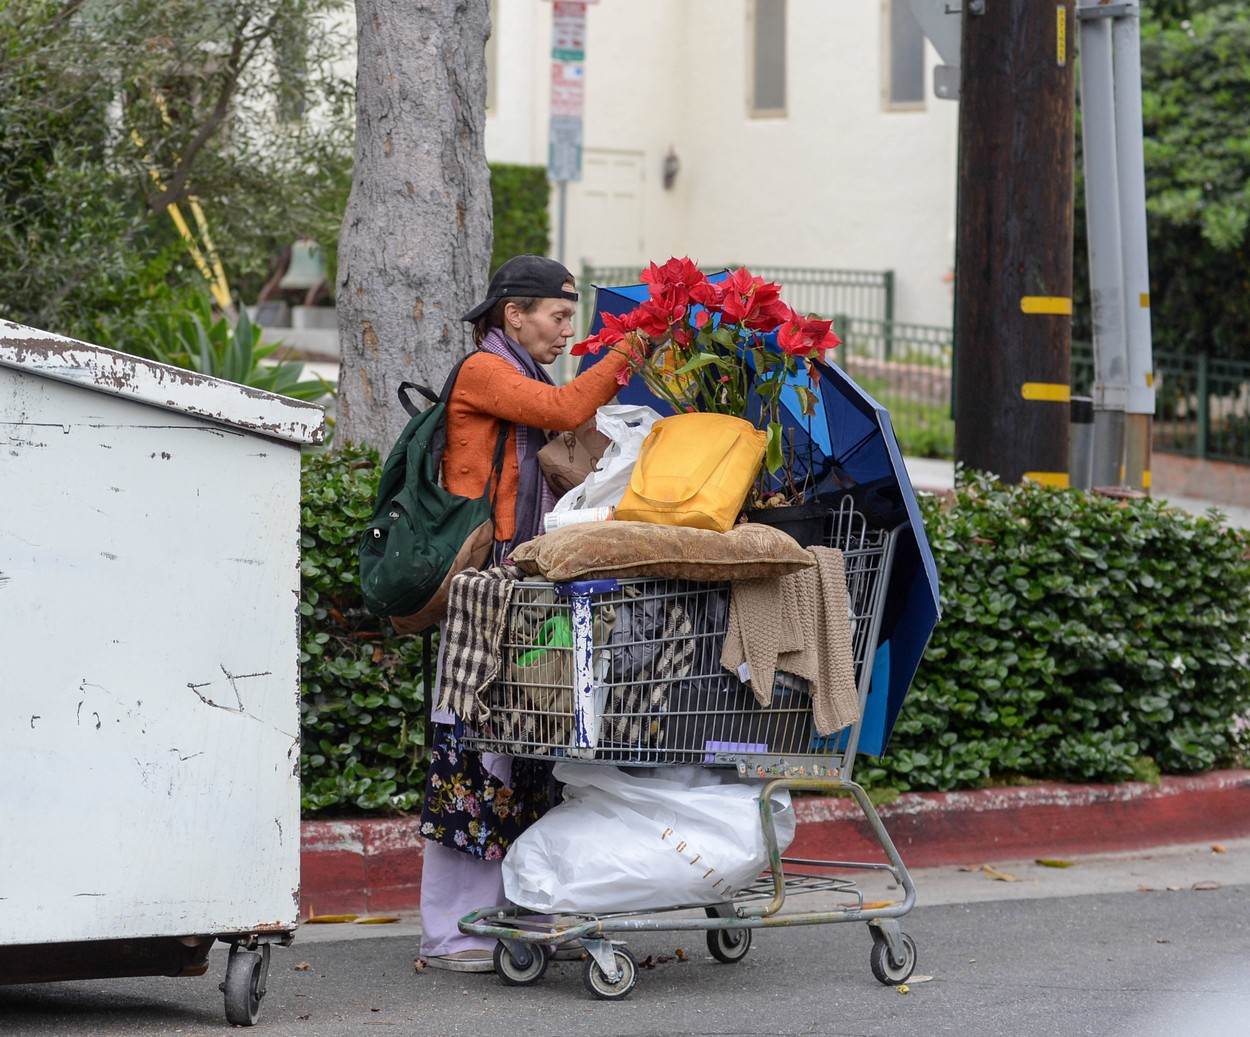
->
582 945 639 1001
493 940 549 986
705 923 752 964
222 943 269 1026
869 931 917 986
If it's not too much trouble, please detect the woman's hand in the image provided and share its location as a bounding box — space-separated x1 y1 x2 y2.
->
627 330 654 358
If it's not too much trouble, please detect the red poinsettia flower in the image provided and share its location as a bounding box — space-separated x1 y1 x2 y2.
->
718 267 788 331
633 295 685 337
570 309 639 356
641 256 707 310
689 278 725 309
776 314 842 356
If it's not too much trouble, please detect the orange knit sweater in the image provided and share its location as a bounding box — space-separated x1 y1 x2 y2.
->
444 348 630 541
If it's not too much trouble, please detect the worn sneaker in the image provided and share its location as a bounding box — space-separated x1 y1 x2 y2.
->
423 949 495 973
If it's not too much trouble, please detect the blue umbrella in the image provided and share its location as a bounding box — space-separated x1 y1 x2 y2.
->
577 275 941 755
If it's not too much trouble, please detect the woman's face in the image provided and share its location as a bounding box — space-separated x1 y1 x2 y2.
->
506 287 576 365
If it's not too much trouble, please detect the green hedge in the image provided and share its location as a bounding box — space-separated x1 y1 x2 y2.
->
490 163 551 275
299 446 430 814
298 453 1250 815
858 470 1250 792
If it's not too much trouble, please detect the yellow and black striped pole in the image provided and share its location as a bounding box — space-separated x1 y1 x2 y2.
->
953 0 1077 487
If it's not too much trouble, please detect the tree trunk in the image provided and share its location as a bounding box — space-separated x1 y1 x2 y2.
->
337 0 492 451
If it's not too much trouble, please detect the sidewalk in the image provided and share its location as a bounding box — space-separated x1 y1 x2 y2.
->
903 455 1250 529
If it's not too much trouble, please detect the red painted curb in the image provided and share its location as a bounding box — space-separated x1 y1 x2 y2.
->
298 769 1250 917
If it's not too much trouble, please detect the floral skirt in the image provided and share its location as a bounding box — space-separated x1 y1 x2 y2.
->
419 723 554 861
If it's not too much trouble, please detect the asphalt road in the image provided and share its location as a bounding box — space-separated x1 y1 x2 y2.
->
3 845 1248 1037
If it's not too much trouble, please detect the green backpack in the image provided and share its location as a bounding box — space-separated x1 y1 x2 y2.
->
358 355 508 621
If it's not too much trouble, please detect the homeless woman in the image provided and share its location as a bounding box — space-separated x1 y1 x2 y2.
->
418 255 648 972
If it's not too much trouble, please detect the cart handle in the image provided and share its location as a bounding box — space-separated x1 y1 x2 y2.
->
554 578 620 597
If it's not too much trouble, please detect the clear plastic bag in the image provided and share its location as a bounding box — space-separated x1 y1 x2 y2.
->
551 404 663 514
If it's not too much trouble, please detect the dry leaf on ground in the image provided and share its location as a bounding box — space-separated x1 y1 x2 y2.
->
1212 844 1227 854
355 916 400 925
412 957 428 974
908 974 935 984
1136 885 1155 892
1192 880 1221 891
674 947 688 962
305 913 358 924
896 984 910 995
293 961 312 972
981 864 1021 882
1035 858 1074 868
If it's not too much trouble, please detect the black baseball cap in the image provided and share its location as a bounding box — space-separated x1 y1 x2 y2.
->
461 255 578 323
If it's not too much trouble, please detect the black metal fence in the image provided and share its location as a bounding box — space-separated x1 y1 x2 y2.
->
576 263 1250 464
578 263 894 339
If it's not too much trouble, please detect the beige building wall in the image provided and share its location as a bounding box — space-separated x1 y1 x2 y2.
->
332 1 958 328
484 0 958 327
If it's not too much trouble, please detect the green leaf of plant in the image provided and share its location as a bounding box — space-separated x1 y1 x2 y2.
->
764 421 784 473
674 352 725 376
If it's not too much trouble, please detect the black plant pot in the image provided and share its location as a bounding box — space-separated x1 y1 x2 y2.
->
744 502 830 548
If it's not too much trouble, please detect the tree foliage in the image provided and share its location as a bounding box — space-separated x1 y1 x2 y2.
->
0 0 353 343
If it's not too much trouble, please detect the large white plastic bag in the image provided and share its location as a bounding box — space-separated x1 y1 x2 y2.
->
502 764 795 914
551 404 662 513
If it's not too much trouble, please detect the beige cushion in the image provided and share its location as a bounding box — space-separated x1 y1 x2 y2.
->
511 520 814 583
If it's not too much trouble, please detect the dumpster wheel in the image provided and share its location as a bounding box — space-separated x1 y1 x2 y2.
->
222 942 270 1026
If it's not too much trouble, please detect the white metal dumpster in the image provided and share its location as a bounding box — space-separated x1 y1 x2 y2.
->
0 322 324 1025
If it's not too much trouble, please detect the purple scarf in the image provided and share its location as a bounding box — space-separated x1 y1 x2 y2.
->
478 328 558 556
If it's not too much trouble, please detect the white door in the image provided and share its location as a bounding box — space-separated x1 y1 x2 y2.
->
568 148 645 269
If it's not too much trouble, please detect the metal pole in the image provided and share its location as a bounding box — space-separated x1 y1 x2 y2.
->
1077 5 1129 487
1069 395 1095 490
556 179 568 267
1111 1 1156 492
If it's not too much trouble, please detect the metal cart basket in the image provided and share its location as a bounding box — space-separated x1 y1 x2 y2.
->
460 499 920 999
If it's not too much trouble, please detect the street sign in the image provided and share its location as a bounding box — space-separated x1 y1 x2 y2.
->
548 0 587 183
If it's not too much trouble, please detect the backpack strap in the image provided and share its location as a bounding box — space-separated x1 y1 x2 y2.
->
406 353 512 516
397 381 439 417
396 352 477 417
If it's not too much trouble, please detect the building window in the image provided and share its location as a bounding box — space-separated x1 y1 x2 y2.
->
486 0 498 113
749 0 786 117
883 0 926 110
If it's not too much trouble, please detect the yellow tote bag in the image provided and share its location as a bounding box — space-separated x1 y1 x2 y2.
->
615 413 767 533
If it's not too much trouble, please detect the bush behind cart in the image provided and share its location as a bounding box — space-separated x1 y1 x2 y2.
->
298 451 1250 816
860 469 1250 793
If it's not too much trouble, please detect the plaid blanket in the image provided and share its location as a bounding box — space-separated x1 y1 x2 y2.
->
436 564 521 724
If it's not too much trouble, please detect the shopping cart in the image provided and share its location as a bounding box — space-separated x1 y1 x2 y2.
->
459 498 920 1000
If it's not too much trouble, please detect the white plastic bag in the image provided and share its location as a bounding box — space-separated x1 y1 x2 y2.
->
551 404 662 514
502 764 795 913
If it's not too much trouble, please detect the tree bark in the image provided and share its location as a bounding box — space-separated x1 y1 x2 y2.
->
953 0 1076 485
337 0 492 451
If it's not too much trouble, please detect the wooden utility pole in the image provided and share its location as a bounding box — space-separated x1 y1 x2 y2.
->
954 0 1077 486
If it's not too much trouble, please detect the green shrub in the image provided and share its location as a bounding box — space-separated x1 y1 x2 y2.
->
858 470 1250 792
297 454 1250 815
490 163 551 274
299 445 429 815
